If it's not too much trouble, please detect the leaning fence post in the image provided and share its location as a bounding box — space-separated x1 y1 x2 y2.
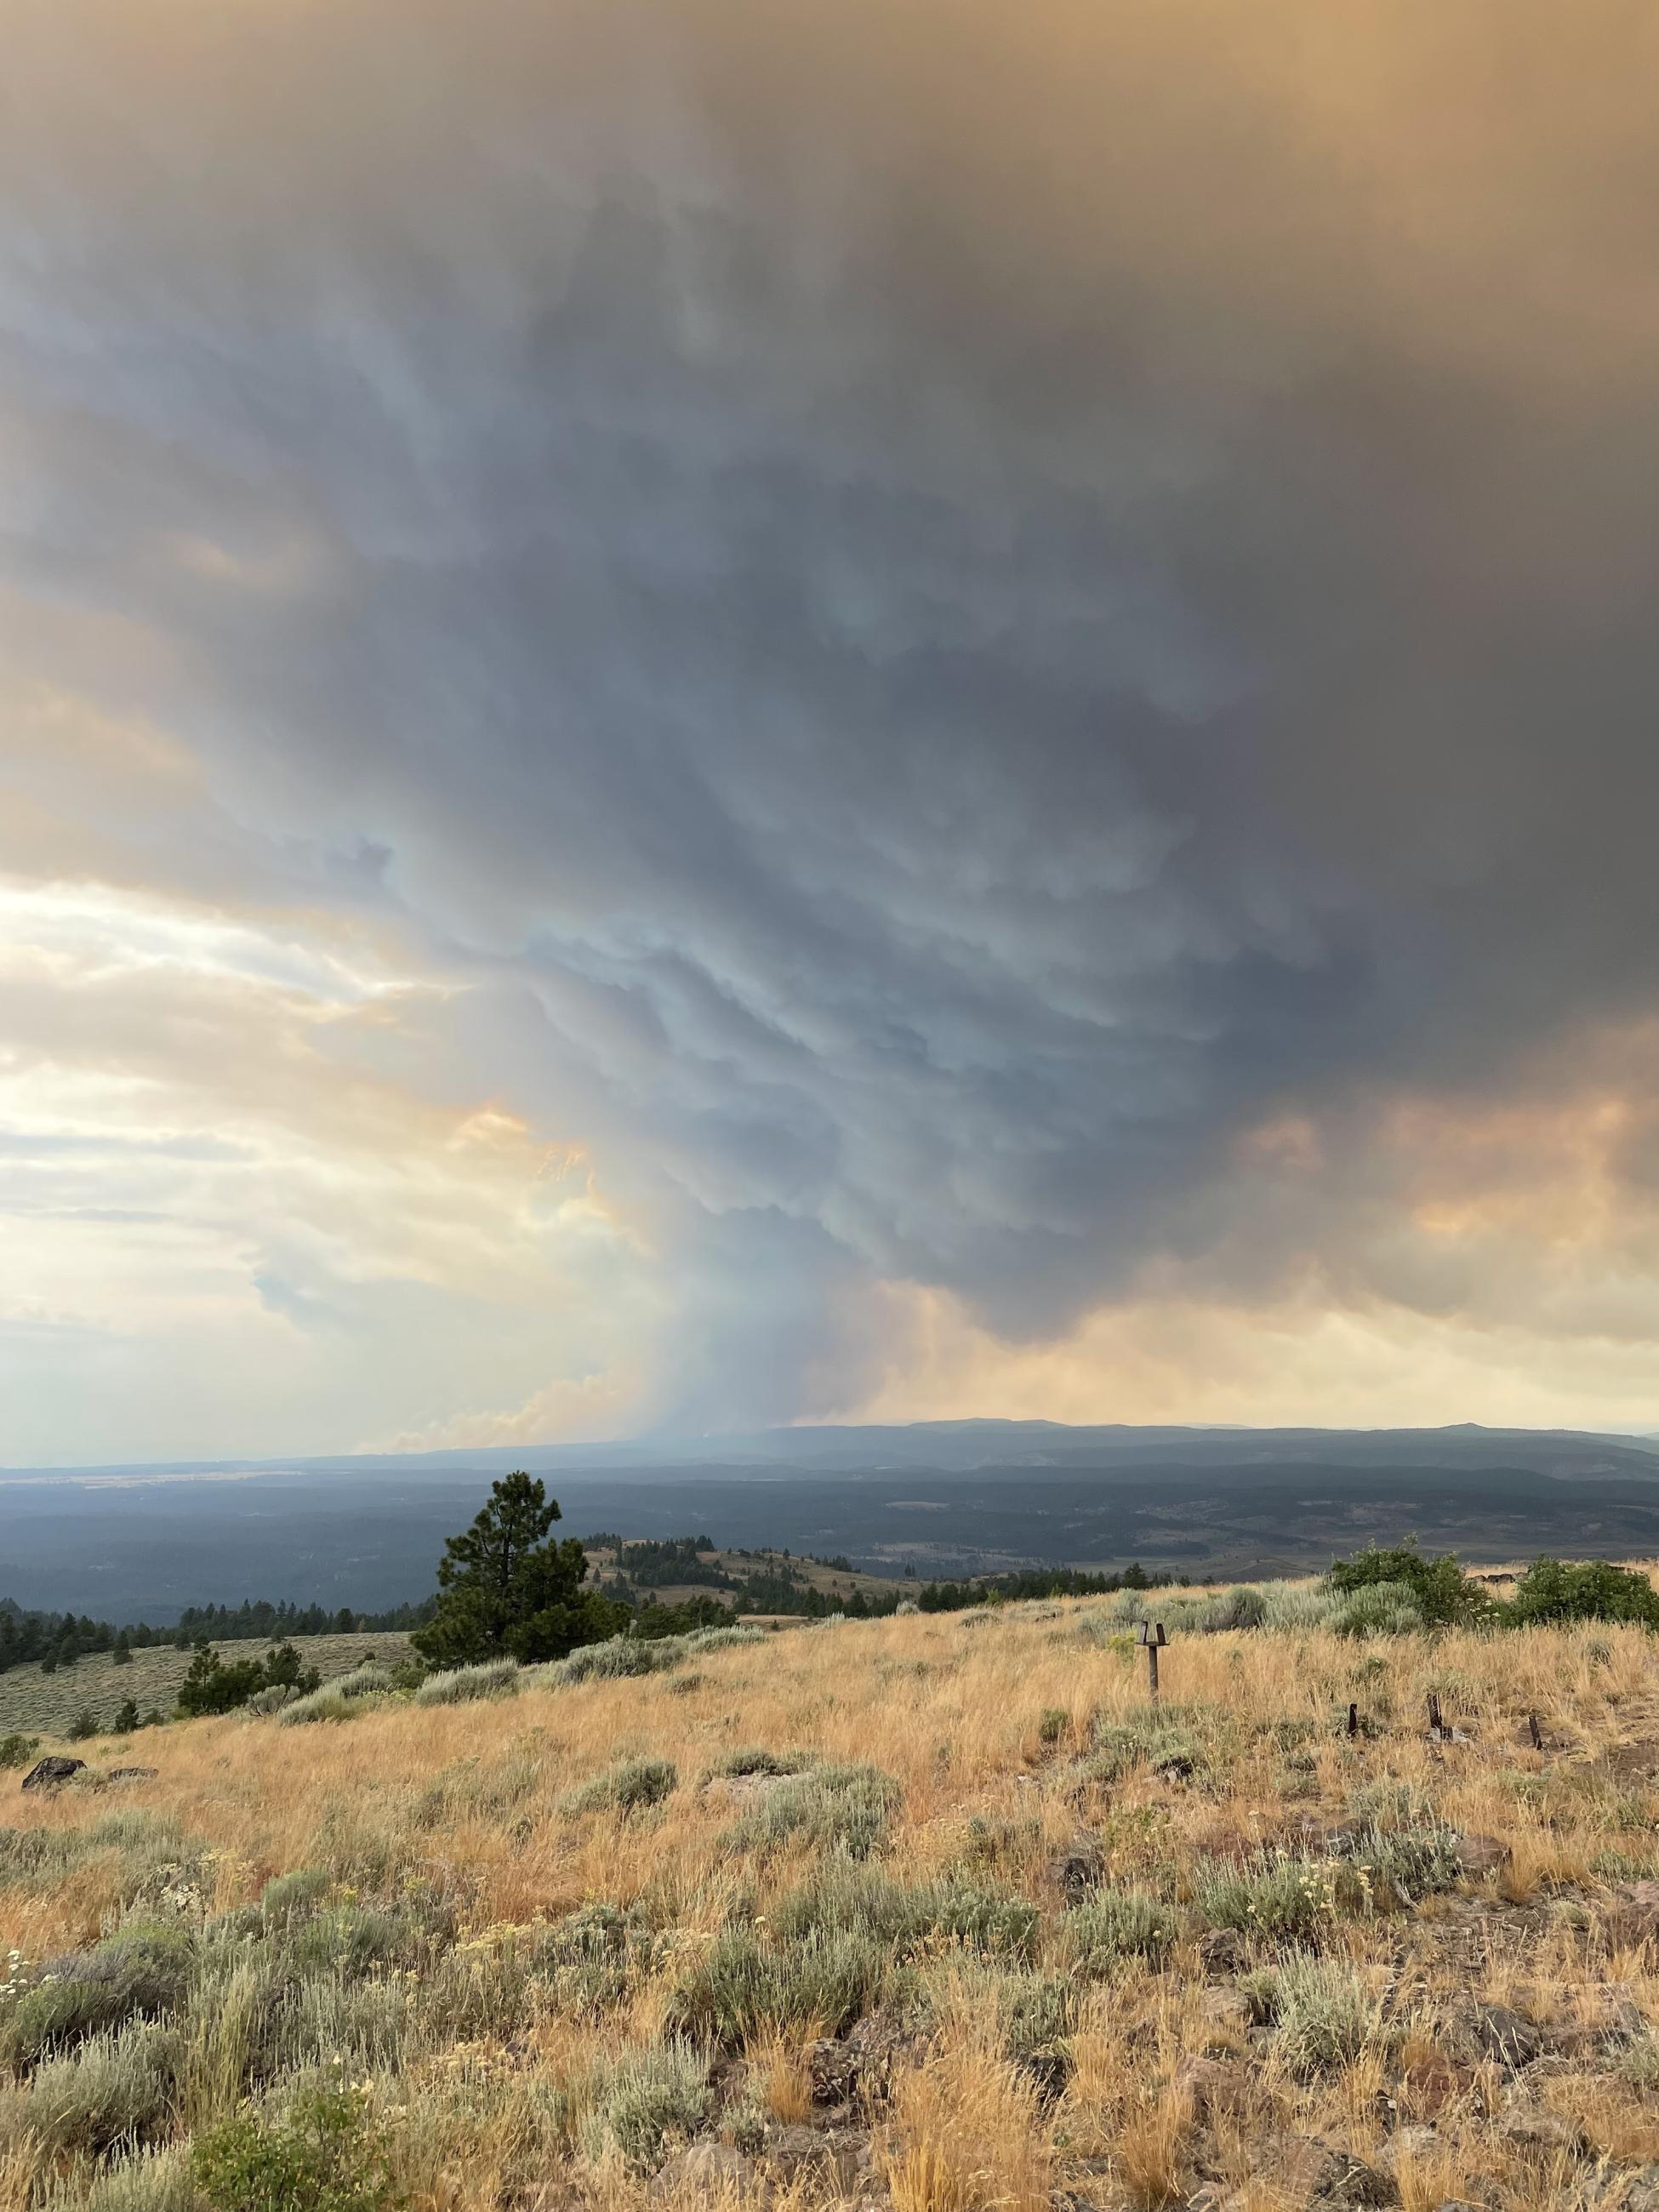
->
1427 1690 1444 1742
1138 1617 1167 1699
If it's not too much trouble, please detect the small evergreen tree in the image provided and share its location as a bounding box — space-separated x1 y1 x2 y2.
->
66 1707 100 1741
113 1696 140 1733
177 1641 264 1717
413 1472 629 1667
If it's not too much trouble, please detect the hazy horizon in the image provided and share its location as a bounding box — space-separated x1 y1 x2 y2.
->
6 1413 1659 1481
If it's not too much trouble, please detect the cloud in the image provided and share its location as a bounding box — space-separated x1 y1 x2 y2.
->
3 0 1659 1453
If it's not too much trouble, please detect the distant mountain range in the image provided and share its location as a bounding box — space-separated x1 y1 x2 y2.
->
3 1421 1656 1622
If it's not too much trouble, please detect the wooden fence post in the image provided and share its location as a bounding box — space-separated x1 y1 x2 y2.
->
1138 1618 1167 1699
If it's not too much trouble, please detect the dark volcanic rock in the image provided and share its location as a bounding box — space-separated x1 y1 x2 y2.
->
20 1756 84 1792
1044 1833 1105 1905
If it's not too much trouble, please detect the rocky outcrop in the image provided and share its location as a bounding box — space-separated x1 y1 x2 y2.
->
20 1756 84 1792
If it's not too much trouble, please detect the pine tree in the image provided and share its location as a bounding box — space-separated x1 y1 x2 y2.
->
413 1472 628 1667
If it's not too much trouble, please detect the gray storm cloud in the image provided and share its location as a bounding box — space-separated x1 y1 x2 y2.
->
5 0 1659 1432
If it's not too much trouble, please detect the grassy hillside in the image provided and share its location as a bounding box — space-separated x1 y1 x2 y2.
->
6 1585 1659 2209
583 1540 903 1611
0 1631 414 1741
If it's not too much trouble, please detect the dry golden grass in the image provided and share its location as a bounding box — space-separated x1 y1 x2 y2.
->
5 1592 1659 2209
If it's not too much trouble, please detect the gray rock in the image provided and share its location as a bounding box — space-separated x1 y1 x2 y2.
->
765 2124 871 2181
1174 2055 1251 2118
1198 1986 1253 2046
1604 1881 1659 1949
1197 1927 1251 1976
649 2145 763 2201
1308 2150 1400 2207
107 1766 159 1782
1377 2126 1440 2175
1451 1832 1510 1878
1254 2137 1399 2209
1468 2003 1542 2067
765 2127 829 2170
20 1756 84 1792
1491 2106 1585 2154
806 2010 914 2106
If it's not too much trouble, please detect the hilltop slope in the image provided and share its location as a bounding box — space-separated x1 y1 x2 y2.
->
5 1593 1659 2209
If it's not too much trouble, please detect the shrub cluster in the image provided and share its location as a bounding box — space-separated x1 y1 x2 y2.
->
177 1640 320 1719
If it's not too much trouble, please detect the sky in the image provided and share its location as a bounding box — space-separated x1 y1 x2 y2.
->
4 0 1659 1462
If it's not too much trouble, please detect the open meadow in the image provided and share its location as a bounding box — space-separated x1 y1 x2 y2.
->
7 1582 1659 2211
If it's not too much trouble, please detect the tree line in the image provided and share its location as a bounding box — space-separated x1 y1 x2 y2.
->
0 1594 436 1679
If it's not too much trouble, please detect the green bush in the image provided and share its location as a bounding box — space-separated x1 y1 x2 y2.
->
1502 1556 1659 1628
529 1904 660 2010
1331 1581 1423 1639
411 1659 521 1707
579 2042 711 2171
259 1868 332 1925
1338 1823 1464 1912
3 1919 194 2066
192 2084 402 2212
36 2143 197 2210
276 1689 357 1726
963 1969 1078 2089
666 1924 886 2046
543 1624 766 1687
1250 1955 1377 2077
559 1757 677 1816
1194 1854 1337 1943
1326 1542 1486 1628
284 1901 432 1979
704 1746 818 1779
0 1825 85 1886
1063 1889 1178 1970
0 1732 39 1770
1083 1713 1206 1783
771 1861 1040 1960
725 1762 900 1859
540 1636 660 1684
67 1709 101 1742
1260 1585 1343 1631
26 2021 180 2152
